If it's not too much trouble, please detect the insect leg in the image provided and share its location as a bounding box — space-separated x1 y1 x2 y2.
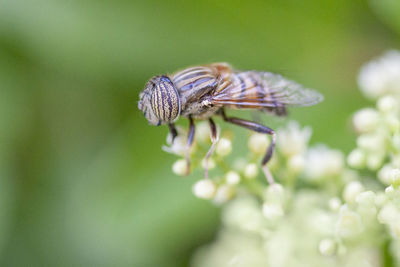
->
168 123 178 144
203 118 219 179
185 116 195 175
219 109 276 184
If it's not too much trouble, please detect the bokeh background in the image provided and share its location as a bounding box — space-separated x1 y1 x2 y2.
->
1 0 400 266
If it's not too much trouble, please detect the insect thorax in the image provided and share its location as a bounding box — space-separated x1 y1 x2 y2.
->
180 99 220 119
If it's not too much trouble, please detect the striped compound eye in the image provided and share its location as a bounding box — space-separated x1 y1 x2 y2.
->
150 76 181 124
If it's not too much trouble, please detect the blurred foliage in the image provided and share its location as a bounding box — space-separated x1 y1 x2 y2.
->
0 0 399 266
370 0 400 35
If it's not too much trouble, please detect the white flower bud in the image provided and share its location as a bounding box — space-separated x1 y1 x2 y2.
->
232 158 247 172
244 163 259 179
378 164 394 185
355 191 376 216
357 134 385 152
195 121 211 143
385 115 400 133
392 135 400 151
385 185 394 195
336 205 363 238
222 197 264 232
356 191 375 206
390 168 400 186
162 135 187 156
225 171 241 185
353 108 380 133
341 169 359 183
347 149 365 168
262 202 284 221
248 133 270 154
216 138 232 157
201 158 216 170
277 121 312 157
304 145 344 181
213 185 234 204
366 153 385 171
329 197 342 212
374 192 388 208
319 238 336 256
377 95 397 113
192 179 217 199
287 154 305 173
343 181 364 204
378 203 399 225
358 50 400 99
265 183 285 204
172 159 187 176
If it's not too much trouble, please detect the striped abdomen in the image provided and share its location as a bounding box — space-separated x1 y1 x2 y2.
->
212 71 287 116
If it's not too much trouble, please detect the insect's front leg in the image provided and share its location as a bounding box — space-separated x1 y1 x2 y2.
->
168 123 178 144
219 109 276 184
203 118 219 179
185 116 195 175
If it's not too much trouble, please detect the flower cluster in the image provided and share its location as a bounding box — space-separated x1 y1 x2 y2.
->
163 50 400 267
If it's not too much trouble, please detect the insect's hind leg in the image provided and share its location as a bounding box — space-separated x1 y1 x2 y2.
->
168 123 178 144
185 116 196 175
219 109 276 184
203 118 219 179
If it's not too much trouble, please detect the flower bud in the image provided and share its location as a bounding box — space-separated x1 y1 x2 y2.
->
343 181 364 204
355 191 376 216
366 153 384 171
225 171 241 185
358 51 400 99
328 197 342 212
244 163 259 179
357 134 385 152
172 159 188 176
374 192 388 208
393 135 400 151
378 203 399 225
288 155 305 173
201 158 216 170
385 115 400 133
353 108 380 133
213 185 234 204
195 121 211 143
232 158 247 172
248 133 270 154
192 179 217 199
378 164 394 185
347 149 365 168
385 185 394 195
390 168 400 187
162 135 187 156
319 238 336 256
355 191 375 206
377 95 397 113
304 146 344 180
277 121 312 156
262 202 284 221
216 138 232 157
336 205 363 238
265 183 285 204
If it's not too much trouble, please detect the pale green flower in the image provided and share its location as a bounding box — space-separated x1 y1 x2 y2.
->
216 137 232 157
192 179 217 199
165 50 400 267
358 50 400 99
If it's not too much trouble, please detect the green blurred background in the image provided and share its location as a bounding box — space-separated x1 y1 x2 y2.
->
1 0 399 266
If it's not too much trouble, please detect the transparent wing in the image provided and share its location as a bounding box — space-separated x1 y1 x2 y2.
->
211 71 324 108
